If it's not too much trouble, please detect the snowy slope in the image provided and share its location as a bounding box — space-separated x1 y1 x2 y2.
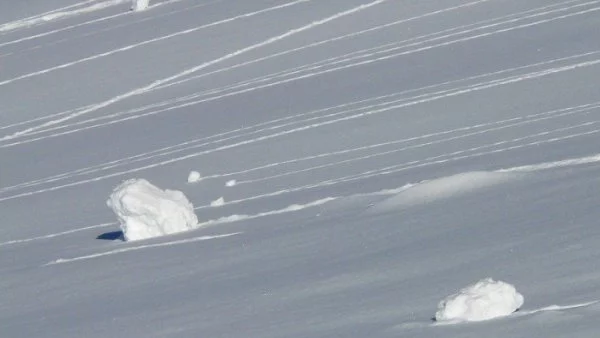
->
1 0 600 336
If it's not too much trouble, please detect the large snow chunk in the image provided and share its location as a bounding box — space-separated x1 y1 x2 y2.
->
107 179 198 241
435 278 524 322
131 0 150 11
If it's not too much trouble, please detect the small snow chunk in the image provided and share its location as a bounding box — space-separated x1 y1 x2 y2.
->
210 197 225 207
435 278 524 322
131 0 150 11
225 179 237 187
187 171 202 183
107 179 198 241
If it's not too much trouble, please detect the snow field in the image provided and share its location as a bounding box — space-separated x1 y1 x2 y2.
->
435 278 524 322
106 178 198 241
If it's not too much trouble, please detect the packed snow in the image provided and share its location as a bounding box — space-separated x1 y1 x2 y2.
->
435 278 524 323
187 170 202 183
106 179 198 241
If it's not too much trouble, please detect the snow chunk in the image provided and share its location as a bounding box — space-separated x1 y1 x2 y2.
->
107 179 198 241
435 278 524 322
225 179 237 187
131 0 150 11
210 197 225 207
187 171 202 183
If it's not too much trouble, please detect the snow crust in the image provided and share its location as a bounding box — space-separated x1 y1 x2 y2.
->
131 0 150 11
106 179 198 241
435 278 524 322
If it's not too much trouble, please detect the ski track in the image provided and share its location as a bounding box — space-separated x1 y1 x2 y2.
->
1 53 599 202
0 0 222 51
2 0 598 144
0 0 385 140
2 47 599 150
151 0 589 92
0 222 116 247
45 232 242 265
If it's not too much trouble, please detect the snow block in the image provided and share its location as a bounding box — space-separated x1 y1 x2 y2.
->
107 179 198 241
435 278 524 322
131 0 150 11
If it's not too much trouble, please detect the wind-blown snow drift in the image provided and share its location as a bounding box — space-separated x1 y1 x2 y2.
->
435 278 524 322
107 179 198 241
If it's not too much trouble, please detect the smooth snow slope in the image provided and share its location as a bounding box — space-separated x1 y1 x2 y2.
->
1 0 600 337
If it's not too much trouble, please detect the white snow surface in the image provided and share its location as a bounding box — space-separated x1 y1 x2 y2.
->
1 0 600 337
435 278 524 322
107 179 198 241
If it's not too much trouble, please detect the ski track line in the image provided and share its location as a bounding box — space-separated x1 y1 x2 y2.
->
45 232 241 265
0 0 130 35
0 105 93 132
0 0 382 140
332 123 600 188
194 121 600 210
498 153 600 172
153 0 587 92
0 0 560 140
0 0 591 141
0 222 116 248
1 54 598 202
153 0 496 91
0 0 312 136
3 99 598 195
234 106 600 185
401 300 600 328
0 0 224 54
198 102 600 183
8 1 599 145
0 0 102 33
4 44 600 150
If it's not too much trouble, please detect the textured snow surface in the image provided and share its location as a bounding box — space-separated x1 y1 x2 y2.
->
107 179 198 241
435 278 524 322
1 0 600 337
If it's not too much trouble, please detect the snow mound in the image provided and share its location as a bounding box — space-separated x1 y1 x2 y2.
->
435 278 524 322
187 171 202 183
131 0 150 11
210 197 225 207
107 179 198 241
369 171 516 213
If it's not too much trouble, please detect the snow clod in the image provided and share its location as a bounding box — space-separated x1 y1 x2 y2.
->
225 179 236 187
435 278 524 322
107 179 198 241
210 197 225 207
187 171 202 183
